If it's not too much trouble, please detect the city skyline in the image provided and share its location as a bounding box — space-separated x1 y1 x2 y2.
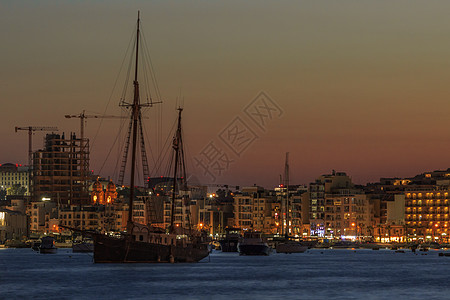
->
2 1 450 188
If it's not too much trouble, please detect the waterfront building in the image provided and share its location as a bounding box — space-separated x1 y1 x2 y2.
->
57 205 105 232
323 193 371 240
27 201 57 233
309 171 354 237
0 208 27 243
368 169 450 242
251 190 275 234
233 186 276 233
405 189 449 242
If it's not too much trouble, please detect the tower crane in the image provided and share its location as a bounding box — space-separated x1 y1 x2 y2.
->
65 110 129 199
15 126 58 167
64 110 128 142
65 110 149 186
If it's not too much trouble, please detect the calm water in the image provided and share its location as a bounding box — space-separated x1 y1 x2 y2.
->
1 248 449 299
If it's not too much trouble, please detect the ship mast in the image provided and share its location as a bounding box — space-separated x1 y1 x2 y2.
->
284 152 290 238
127 11 141 227
170 108 184 233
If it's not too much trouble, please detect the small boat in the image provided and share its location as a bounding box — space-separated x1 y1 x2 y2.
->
39 236 57 254
219 228 241 252
238 232 270 256
276 240 308 254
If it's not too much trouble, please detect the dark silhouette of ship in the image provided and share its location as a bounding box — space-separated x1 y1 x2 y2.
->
88 12 209 263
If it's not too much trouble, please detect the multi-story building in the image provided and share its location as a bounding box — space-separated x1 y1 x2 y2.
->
368 169 450 242
30 178 122 235
162 183 208 230
309 171 354 237
324 193 371 240
0 208 27 242
233 186 276 233
0 163 30 197
274 184 307 236
27 201 57 233
32 133 90 205
57 205 104 232
405 189 449 242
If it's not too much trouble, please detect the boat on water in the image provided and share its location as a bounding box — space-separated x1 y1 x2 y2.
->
31 240 41 251
219 228 241 252
276 240 308 254
238 231 271 256
39 236 57 254
88 13 210 263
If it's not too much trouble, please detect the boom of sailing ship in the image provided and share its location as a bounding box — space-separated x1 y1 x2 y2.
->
78 12 209 263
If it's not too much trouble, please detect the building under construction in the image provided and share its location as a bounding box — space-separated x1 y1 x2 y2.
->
32 133 90 205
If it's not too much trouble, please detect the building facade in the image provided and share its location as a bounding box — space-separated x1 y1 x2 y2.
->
0 163 30 197
32 133 90 204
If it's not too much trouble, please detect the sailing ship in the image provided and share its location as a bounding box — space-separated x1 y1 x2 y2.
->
90 13 209 263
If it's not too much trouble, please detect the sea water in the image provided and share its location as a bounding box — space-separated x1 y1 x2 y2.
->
1 248 449 299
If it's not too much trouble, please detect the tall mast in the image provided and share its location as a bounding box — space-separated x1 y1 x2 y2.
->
128 11 141 226
170 108 183 232
284 152 290 237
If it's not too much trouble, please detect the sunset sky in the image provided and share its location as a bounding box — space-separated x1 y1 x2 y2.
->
2 1 450 188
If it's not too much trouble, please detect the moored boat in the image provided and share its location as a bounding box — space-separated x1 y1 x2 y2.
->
39 236 57 254
238 231 270 256
276 240 308 254
219 228 241 252
93 224 209 263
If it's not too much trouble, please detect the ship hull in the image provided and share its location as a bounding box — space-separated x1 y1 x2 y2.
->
93 234 209 263
237 243 270 256
276 242 308 254
39 247 57 254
